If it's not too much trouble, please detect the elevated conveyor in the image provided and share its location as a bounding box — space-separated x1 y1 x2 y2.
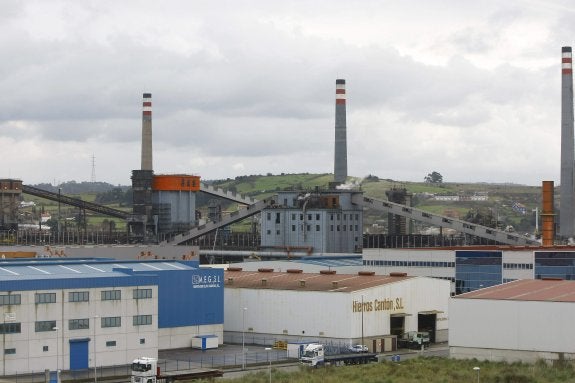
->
163 197 275 245
200 183 256 205
22 185 130 219
353 194 539 246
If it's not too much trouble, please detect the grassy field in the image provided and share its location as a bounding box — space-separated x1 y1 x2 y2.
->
197 357 575 383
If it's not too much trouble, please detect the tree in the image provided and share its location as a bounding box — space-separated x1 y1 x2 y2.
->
424 171 443 184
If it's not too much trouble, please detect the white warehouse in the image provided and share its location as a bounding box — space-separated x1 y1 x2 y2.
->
450 279 575 363
224 268 450 352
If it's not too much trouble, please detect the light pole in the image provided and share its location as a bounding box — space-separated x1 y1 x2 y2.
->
93 315 99 383
361 295 364 347
265 347 272 383
242 307 247 370
52 326 59 383
473 366 480 383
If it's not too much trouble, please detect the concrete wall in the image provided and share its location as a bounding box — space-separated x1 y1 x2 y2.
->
158 324 223 350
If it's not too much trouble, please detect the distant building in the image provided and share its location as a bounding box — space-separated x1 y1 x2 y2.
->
260 189 363 254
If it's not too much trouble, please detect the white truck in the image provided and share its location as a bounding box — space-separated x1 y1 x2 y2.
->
299 343 377 367
130 356 222 383
397 331 430 349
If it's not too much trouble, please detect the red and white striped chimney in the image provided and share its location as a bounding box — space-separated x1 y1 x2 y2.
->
141 93 153 171
334 79 347 184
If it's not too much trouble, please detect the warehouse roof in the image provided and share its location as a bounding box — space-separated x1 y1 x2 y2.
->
455 279 575 302
224 268 414 292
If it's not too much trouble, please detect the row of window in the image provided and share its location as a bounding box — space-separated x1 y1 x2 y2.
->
363 260 456 268
1 289 153 306
502 263 534 270
267 224 360 235
266 212 360 222
4 338 148 356
1 315 153 334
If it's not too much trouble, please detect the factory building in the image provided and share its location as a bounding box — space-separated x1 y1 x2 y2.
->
260 189 363 254
363 246 575 294
450 279 575 363
0 258 223 375
223 268 449 351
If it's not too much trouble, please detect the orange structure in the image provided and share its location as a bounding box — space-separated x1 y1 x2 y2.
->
541 181 555 247
152 175 200 191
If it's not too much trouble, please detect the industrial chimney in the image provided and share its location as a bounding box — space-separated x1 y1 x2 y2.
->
334 79 347 185
560 47 575 237
541 181 556 247
141 93 153 171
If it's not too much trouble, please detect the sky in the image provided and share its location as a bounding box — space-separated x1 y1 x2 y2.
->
1 0 574 186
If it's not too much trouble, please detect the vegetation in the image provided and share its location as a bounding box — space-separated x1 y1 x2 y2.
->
197 357 575 383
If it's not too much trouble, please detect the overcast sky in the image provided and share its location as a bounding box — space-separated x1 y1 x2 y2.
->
1 0 574 186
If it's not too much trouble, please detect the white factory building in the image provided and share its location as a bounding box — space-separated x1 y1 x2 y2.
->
450 279 575 363
223 268 450 352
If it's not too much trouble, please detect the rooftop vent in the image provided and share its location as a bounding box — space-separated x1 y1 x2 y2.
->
541 277 563 281
299 280 306 287
227 277 234 284
287 269 303 274
389 272 408 277
332 281 339 289
358 271 375 276
320 270 336 275
227 267 243 272
258 268 274 273
261 278 267 286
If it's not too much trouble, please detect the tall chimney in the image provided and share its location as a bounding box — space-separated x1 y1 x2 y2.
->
334 79 347 184
141 93 153 171
560 47 575 237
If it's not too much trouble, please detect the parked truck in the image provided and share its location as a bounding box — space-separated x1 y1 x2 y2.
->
299 343 378 367
397 331 430 349
131 356 222 383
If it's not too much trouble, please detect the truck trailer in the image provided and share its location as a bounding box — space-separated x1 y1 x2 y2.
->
299 343 378 367
131 357 223 383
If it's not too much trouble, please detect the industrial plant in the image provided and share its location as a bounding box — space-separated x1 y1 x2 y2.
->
1 47 575 380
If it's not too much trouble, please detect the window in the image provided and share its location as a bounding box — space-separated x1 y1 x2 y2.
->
330 225 334 231
330 214 334 221
0 294 20 306
101 290 121 301
4 348 15 355
35 320 57 332
306 225 311 231
133 315 152 326
343 225 347 231
140 338 146 344
307 214 312 220
315 214 320 220
300 214 303 220
316 225 320 231
291 225 296 232
106 341 117 347
266 230 271 235
337 225 340 231
350 225 353 231
291 214 296 220
43 346 49 352
343 214 347 220
69 319 89 330
102 317 121 328
275 213 281 224
35 293 56 304
276 230 280 235
0 323 21 334
266 212 271 220
69 291 89 302
133 289 152 300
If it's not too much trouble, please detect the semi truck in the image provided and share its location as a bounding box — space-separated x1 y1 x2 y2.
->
131 356 223 383
299 343 378 367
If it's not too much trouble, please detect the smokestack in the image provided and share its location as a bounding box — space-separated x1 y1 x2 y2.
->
141 93 153 171
560 47 575 237
541 181 556 247
334 79 347 184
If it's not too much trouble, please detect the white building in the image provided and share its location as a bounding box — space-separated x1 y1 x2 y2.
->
450 279 575 363
224 268 450 352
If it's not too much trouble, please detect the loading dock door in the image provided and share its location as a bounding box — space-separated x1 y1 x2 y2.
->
69 338 90 370
418 312 439 343
390 313 410 336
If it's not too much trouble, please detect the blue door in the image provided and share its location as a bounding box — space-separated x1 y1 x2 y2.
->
69 338 89 370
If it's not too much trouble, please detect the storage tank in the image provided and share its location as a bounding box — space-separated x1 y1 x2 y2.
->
152 175 200 233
